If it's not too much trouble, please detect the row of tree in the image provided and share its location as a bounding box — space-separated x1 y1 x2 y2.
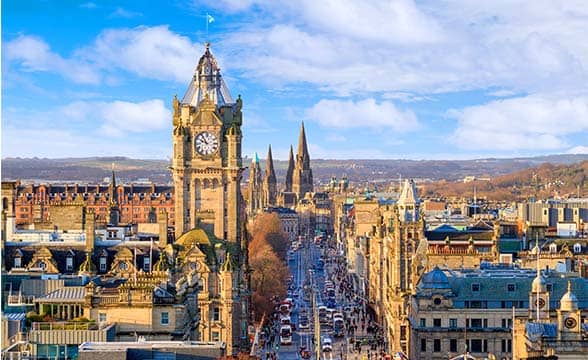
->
248 212 290 321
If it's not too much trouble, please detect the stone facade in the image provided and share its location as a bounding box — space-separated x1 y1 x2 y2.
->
170 43 249 355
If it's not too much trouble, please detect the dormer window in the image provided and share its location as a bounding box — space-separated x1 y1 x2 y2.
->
66 256 74 271
549 243 557 253
471 283 480 292
99 256 107 271
573 243 582 253
507 283 516 292
14 257 21 268
143 257 150 271
38 261 47 270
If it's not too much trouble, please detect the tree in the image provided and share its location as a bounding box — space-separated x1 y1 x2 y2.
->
250 212 289 260
249 242 288 321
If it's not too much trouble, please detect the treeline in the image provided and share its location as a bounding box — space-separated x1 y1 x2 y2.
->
248 213 290 321
422 161 588 201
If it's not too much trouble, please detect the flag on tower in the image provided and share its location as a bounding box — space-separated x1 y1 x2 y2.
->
207 14 215 23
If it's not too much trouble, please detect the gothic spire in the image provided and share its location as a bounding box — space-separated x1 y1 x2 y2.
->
296 121 310 168
285 145 294 192
292 122 313 199
109 163 118 205
265 145 276 183
263 145 277 206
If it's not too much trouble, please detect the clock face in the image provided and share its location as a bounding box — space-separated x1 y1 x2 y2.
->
564 317 577 329
537 298 546 308
195 132 219 156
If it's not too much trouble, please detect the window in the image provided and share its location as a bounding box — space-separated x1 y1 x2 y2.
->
213 307 220 321
449 318 457 328
470 318 482 328
433 318 441 327
161 312 169 325
99 313 106 322
471 283 480 292
546 284 553 292
420 339 426 352
66 257 74 271
100 257 107 271
14 257 21 268
420 318 426 327
500 339 512 353
470 339 482 352
143 257 150 271
450 339 457 352
38 261 47 270
507 283 516 292
433 297 442 305
212 331 220 341
433 339 441 352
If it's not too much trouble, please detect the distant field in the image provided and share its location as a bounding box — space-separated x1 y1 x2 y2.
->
2 154 588 186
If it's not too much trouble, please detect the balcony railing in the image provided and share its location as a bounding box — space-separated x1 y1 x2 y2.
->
7 294 35 306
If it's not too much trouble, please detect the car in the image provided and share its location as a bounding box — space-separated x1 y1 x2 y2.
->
321 336 333 352
298 318 310 331
280 325 292 345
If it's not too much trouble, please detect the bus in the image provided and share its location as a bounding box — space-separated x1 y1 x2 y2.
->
280 325 292 345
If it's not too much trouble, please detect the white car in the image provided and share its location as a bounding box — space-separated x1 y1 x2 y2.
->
321 336 333 352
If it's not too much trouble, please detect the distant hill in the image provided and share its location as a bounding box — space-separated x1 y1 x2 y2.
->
2 154 588 186
422 160 588 201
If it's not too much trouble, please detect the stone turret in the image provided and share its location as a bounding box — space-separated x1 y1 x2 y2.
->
398 179 419 222
248 152 263 215
158 209 168 248
85 209 96 252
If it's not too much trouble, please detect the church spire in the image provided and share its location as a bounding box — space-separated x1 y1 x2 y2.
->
263 145 277 206
296 121 310 168
265 145 276 183
108 163 120 226
285 145 294 192
292 122 313 200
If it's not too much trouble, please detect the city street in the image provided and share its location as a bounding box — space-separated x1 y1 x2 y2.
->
259 236 386 360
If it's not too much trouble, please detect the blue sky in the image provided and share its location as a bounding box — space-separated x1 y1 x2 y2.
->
2 0 588 161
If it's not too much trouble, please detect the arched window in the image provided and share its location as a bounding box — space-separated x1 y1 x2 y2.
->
549 243 557 253
573 243 582 254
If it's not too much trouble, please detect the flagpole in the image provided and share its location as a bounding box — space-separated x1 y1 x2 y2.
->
206 13 209 36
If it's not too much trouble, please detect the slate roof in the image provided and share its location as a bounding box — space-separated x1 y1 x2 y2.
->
526 322 558 338
36 286 86 303
418 268 588 309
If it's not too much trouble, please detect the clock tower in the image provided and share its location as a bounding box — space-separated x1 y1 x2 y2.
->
172 43 243 243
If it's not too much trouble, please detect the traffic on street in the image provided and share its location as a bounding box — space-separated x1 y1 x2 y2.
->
256 235 389 360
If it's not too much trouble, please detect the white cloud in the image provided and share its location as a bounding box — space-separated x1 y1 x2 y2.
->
2 100 171 158
108 7 142 18
60 100 170 136
5 26 201 85
1 127 169 159
296 0 446 45
4 35 101 84
450 94 588 151
81 25 199 83
567 146 588 155
326 134 347 142
217 0 588 95
306 98 419 132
